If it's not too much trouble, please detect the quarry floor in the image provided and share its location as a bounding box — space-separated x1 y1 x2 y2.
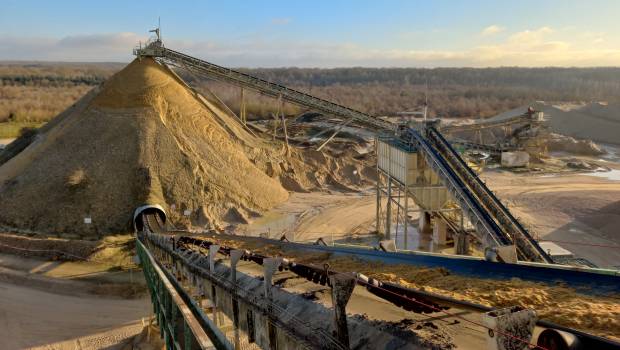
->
0 253 154 349
235 160 620 269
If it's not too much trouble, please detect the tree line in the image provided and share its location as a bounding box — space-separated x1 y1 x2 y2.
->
2 62 620 124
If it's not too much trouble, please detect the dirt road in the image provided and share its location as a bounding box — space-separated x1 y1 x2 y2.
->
0 252 151 350
481 169 620 268
239 166 620 268
236 191 377 241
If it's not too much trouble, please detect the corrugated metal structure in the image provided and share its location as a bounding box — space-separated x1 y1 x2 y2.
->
376 136 456 250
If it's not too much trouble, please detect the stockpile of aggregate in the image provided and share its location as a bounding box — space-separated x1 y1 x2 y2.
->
0 58 289 236
0 58 375 237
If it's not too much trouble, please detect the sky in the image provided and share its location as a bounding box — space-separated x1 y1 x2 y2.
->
1 0 619 67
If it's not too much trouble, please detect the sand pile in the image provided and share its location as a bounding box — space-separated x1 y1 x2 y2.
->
547 133 606 156
491 101 620 146
0 58 289 236
0 58 375 236
255 147 376 194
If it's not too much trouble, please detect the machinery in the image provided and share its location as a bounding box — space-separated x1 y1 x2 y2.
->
131 29 619 350
440 107 549 157
134 35 551 264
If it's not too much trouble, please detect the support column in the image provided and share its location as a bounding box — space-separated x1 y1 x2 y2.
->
240 88 247 125
454 231 469 255
394 185 401 243
263 258 282 350
403 184 409 250
376 170 382 235
273 95 282 140
230 250 244 350
432 219 448 245
208 245 220 326
419 211 431 234
280 107 290 156
329 273 356 349
385 176 392 239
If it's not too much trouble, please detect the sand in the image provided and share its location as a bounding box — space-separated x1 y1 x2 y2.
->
547 133 606 155
479 169 620 268
0 58 289 236
204 235 620 341
338 259 620 341
0 281 149 349
0 57 376 237
490 101 620 145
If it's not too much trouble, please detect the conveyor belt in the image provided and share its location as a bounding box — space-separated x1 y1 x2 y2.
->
135 220 620 350
440 113 532 133
136 44 394 132
427 127 552 263
405 129 511 250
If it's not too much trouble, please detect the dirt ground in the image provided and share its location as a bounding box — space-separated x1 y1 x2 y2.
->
235 156 620 269
480 165 620 269
0 249 153 349
234 190 376 242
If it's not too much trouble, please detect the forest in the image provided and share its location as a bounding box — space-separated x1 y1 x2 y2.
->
2 62 620 133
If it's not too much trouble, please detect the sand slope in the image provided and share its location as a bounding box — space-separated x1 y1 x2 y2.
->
0 58 288 236
491 101 620 145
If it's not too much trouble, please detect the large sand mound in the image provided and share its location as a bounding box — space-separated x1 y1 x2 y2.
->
491 101 620 145
0 58 289 236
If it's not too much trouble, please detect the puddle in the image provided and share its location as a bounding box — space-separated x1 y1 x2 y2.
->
599 143 620 162
391 224 446 252
582 169 620 181
236 211 300 238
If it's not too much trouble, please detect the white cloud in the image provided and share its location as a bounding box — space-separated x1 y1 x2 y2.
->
481 25 505 36
0 28 619 67
0 32 147 62
508 26 554 46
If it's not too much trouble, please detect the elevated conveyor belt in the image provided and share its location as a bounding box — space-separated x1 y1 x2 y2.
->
440 113 532 133
136 44 394 131
404 129 512 252
426 127 552 263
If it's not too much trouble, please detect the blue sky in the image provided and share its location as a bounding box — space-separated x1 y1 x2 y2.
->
1 0 619 67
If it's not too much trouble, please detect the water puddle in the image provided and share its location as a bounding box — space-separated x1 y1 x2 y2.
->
582 169 620 181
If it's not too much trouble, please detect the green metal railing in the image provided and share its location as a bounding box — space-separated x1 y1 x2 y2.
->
137 238 232 350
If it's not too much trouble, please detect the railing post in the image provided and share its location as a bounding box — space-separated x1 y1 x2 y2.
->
208 244 221 325
263 258 282 350
230 250 244 350
329 273 356 349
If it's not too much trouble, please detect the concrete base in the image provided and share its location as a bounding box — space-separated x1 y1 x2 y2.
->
454 232 469 255
432 220 448 245
485 245 518 264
